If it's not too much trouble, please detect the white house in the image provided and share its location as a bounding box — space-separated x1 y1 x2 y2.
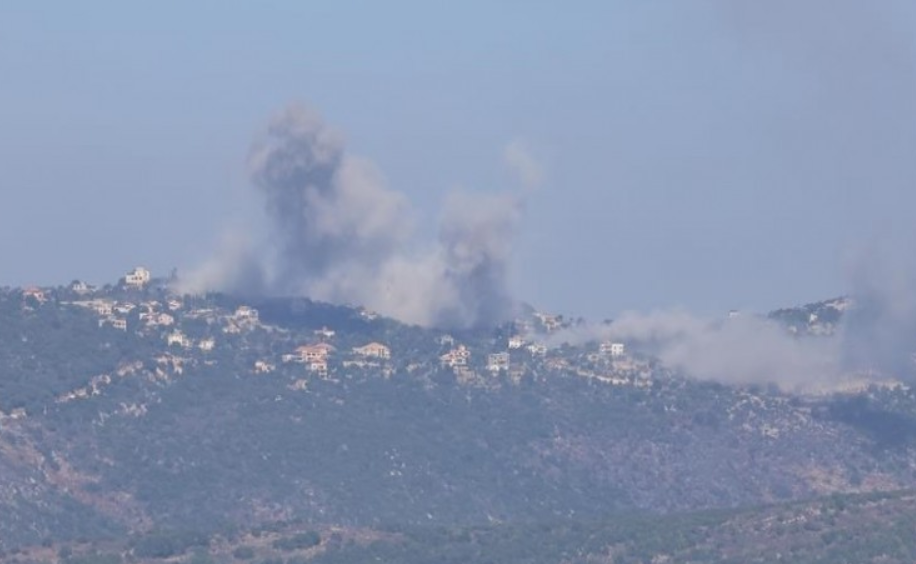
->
358 308 379 320
22 287 47 303
307 360 328 376
166 330 192 348
508 335 526 349
253 360 276 374
234 306 259 323
153 312 175 327
487 352 510 373
99 317 127 331
124 267 151 289
527 343 547 356
440 345 470 368
70 280 92 294
91 300 115 316
353 342 391 360
314 326 336 339
294 343 335 363
114 303 136 315
534 312 562 332
599 342 626 358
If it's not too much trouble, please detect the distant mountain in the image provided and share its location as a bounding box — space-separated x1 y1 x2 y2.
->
1 280 916 559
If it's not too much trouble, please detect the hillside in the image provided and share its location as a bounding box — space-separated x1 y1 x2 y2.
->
9 489 916 564
2 277 916 557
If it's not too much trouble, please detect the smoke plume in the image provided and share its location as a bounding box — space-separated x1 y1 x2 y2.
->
183 104 525 329
555 0 916 391
551 270 916 392
839 248 916 379
503 140 543 190
435 191 523 329
247 106 412 295
551 310 845 392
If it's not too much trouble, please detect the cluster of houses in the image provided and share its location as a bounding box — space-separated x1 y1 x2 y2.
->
507 334 548 356
71 294 182 333
440 344 471 369
224 306 259 334
14 266 656 394
281 339 393 378
66 269 271 354
164 330 215 352
58 267 403 382
435 325 632 383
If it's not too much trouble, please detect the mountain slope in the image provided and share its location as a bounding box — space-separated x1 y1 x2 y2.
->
10 489 916 564
1 283 916 550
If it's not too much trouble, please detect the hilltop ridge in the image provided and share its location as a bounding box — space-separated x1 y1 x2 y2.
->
2 269 916 557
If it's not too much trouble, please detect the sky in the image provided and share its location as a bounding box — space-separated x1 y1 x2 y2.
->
2 1 916 321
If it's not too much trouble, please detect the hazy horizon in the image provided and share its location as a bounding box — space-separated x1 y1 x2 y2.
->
3 1 916 321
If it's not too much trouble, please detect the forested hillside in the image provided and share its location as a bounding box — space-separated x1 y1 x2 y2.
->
1 281 915 563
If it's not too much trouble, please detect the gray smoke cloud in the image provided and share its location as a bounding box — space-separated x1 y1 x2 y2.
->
435 191 523 329
183 104 525 329
714 0 916 387
551 270 916 391
182 2 916 387
550 311 846 392
503 139 543 191
562 0 916 391
247 106 412 294
839 248 916 379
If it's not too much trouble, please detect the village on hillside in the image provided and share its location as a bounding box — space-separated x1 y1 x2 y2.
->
2 266 661 418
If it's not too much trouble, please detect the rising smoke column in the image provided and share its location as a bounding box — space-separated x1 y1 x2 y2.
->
435 191 523 328
247 105 412 298
185 104 524 329
548 309 844 391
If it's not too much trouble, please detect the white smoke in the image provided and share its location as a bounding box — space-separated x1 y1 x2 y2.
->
549 282 916 391
547 0 916 391
839 247 916 378
182 104 528 329
550 310 847 392
179 228 266 296
503 139 543 190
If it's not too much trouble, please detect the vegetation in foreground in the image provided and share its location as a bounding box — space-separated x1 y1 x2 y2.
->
5 490 916 564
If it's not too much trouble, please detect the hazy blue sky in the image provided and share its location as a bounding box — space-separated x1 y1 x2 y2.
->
2 1 916 320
